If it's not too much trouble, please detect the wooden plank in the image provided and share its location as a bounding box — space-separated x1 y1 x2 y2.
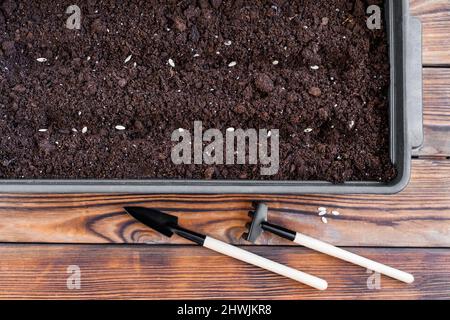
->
417 68 450 157
410 0 450 65
0 244 446 300
0 159 448 247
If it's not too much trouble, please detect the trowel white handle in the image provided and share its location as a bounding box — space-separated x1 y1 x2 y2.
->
203 237 328 290
294 233 414 284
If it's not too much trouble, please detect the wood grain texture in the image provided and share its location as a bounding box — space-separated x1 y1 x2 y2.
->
0 244 446 300
416 68 450 157
411 0 450 65
0 159 448 247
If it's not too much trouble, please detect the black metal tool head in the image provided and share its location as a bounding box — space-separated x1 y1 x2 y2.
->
243 202 268 243
124 207 178 237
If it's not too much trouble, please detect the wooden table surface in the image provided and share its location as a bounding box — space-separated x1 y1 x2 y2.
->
0 0 449 300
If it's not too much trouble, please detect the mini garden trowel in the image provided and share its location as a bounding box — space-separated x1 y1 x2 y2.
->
124 206 328 291
244 203 414 284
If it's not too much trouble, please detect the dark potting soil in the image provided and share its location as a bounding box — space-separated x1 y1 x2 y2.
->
0 0 395 182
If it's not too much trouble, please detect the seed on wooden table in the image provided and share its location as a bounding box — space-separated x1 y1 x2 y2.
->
319 211 327 216
318 207 326 211
332 210 340 216
321 217 328 224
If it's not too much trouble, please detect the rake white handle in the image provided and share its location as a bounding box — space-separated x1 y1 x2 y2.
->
294 233 414 284
203 236 328 291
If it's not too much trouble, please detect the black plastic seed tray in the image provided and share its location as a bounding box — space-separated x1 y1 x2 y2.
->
0 0 422 194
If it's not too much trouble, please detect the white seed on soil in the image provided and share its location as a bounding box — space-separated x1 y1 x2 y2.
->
349 120 355 129
227 128 235 132
272 60 279 65
36 58 47 63
228 61 237 67
267 131 272 137
87 56 91 61
332 210 340 216
82 127 87 134
115 125 126 130
38 129 48 132
178 128 184 132
168 58 175 68
124 55 132 63
304 128 313 133
224 40 232 46
310 65 319 70
72 128 78 132
321 217 328 224
193 53 200 58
